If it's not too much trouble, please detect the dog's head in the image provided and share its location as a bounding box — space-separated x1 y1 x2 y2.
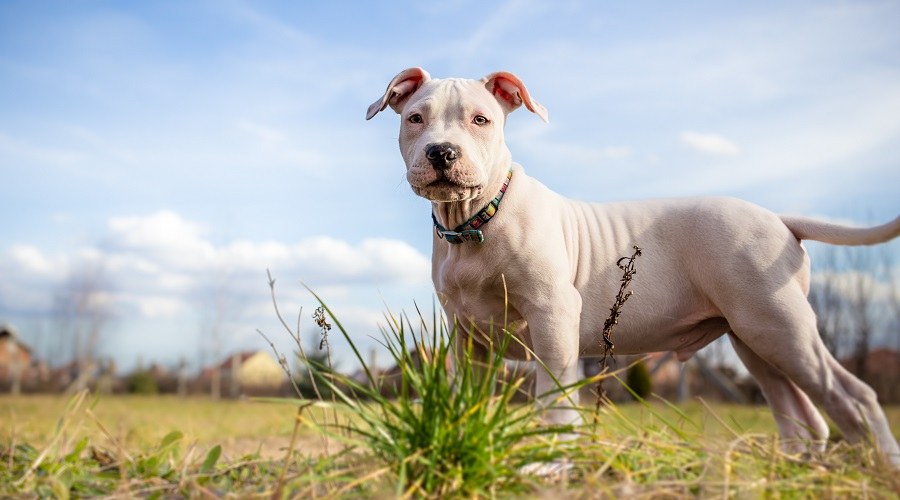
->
367 68 548 203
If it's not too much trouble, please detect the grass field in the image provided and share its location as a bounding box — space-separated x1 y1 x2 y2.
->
9 394 896 456
4 294 899 497
2 394 898 497
0 394 789 459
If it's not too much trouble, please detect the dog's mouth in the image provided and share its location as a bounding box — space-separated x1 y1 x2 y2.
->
413 177 482 202
407 164 483 201
427 177 463 189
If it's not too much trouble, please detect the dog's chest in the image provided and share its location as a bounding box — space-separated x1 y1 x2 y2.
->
432 251 514 327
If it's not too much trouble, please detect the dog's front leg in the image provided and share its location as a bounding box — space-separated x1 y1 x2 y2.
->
524 288 584 426
517 299 583 478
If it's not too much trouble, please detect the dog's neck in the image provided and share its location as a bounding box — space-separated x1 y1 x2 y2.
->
431 168 513 243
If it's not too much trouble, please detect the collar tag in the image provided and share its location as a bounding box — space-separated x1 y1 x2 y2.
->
435 228 485 244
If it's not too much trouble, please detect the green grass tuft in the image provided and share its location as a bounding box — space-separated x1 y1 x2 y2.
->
304 300 579 498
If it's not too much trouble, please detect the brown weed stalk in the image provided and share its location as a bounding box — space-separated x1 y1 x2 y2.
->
256 269 339 493
595 245 642 405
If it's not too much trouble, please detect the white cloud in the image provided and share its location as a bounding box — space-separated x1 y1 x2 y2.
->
130 295 187 319
9 245 59 275
0 211 431 323
290 237 428 285
216 236 430 285
109 210 206 248
108 210 216 270
0 247 64 314
679 131 741 156
812 270 896 303
359 238 432 285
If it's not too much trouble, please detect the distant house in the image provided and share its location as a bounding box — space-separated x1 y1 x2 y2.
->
0 324 31 380
218 350 286 396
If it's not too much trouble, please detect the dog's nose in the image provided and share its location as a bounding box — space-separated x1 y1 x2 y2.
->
425 143 460 170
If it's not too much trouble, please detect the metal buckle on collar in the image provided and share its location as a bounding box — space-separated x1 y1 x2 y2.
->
436 228 485 244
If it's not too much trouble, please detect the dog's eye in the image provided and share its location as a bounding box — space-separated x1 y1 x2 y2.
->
473 115 489 125
408 113 423 124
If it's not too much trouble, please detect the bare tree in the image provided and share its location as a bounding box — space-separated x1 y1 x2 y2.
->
882 245 900 351
808 241 896 378
844 248 871 379
53 259 113 391
841 244 898 380
8 338 22 395
177 356 189 398
197 268 246 399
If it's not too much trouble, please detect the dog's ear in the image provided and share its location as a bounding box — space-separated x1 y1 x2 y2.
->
366 67 431 120
482 71 549 123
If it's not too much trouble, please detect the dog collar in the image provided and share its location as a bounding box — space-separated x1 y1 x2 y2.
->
432 169 513 244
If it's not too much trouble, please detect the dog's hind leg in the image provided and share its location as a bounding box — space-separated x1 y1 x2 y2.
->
728 285 900 466
729 333 829 454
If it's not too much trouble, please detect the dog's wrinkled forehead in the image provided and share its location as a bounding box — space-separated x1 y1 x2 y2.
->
405 78 504 118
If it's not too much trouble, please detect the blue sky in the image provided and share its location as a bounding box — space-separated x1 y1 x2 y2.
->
1 1 898 373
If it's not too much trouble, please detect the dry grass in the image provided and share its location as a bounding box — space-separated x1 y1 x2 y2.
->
0 394 323 458
2 393 898 497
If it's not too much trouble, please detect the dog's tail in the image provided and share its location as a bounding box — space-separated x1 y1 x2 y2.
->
780 215 900 246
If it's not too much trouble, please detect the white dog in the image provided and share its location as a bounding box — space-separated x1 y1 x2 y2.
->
367 67 900 464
